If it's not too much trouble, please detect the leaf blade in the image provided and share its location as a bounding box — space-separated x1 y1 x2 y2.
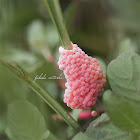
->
103 90 140 132
0 59 81 132
107 51 140 102
7 100 47 140
85 113 131 140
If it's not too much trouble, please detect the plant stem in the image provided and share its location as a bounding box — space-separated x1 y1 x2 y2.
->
0 60 82 132
43 0 72 50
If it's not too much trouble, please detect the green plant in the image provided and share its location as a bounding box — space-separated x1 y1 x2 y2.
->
0 0 140 140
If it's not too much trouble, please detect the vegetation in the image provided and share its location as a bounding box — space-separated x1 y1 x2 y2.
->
0 0 140 139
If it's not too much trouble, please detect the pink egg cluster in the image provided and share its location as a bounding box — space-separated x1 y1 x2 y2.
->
57 43 106 109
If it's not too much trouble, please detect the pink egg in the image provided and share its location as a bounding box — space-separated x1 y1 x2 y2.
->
91 111 97 117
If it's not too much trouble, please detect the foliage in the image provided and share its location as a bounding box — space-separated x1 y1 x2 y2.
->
85 113 131 140
7 101 48 140
0 0 140 140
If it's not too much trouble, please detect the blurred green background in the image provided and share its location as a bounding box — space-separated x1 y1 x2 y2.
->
0 0 140 139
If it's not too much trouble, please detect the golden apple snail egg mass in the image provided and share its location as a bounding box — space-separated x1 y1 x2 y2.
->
57 43 106 109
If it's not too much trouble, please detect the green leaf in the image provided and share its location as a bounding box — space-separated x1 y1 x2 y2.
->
27 91 56 133
72 109 82 121
107 51 140 102
0 64 27 132
0 60 81 132
7 100 48 140
44 131 57 140
27 20 59 48
103 90 140 133
27 20 47 51
1 48 38 70
118 38 138 55
85 113 130 140
46 23 59 47
73 132 93 140
95 57 107 75
0 64 26 100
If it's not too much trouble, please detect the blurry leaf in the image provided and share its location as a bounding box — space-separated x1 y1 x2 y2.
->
27 91 57 133
95 57 107 75
0 60 81 132
72 109 82 121
104 90 140 133
40 130 50 140
85 113 131 140
0 64 27 132
44 131 57 140
1 48 38 70
118 38 139 55
7 100 48 140
0 64 26 99
73 132 93 140
107 51 140 101
66 127 75 138
46 23 59 47
27 20 47 51
0 64 26 103
0 49 36 132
